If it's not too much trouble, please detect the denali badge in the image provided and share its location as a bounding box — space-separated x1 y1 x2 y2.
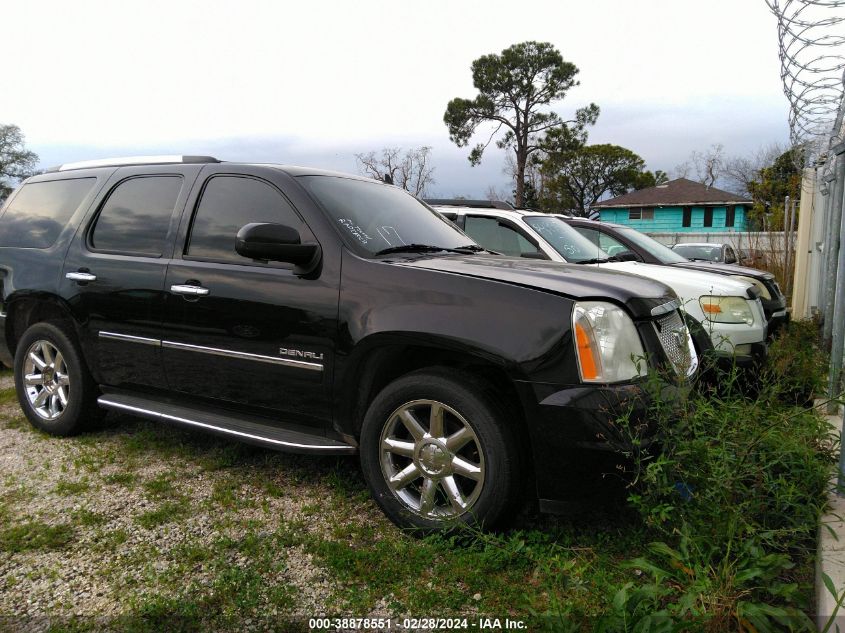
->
279 348 324 361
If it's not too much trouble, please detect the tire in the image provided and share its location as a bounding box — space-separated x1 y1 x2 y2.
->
359 369 522 532
13 321 101 436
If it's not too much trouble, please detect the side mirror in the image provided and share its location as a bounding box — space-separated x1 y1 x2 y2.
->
235 223 321 272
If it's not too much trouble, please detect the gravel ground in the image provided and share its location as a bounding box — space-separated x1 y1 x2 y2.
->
0 370 639 632
0 370 392 630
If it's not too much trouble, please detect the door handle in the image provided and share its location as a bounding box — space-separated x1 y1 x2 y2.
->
66 271 97 282
170 284 210 297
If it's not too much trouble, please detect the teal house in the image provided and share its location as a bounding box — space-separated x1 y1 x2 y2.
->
592 178 752 232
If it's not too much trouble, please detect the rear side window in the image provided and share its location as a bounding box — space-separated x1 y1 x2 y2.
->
90 176 182 256
186 176 301 264
0 178 96 248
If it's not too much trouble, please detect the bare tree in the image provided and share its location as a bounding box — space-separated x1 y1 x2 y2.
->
691 143 725 187
722 143 786 197
673 143 725 187
484 184 512 204
672 161 691 179
354 146 435 196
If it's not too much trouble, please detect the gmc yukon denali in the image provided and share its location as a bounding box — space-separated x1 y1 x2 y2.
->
0 156 697 530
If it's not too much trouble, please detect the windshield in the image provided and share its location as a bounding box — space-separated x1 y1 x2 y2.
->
617 227 688 263
523 215 611 262
298 176 474 257
672 244 722 261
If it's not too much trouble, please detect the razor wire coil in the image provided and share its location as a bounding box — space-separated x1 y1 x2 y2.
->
766 0 845 167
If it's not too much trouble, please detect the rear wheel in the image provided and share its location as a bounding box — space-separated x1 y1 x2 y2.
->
360 370 521 531
13 321 101 436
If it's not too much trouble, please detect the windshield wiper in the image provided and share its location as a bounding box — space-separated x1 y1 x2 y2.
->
576 257 611 264
374 243 484 256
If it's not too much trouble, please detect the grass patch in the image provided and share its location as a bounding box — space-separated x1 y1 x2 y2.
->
72 508 108 527
208 477 257 510
136 500 191 529
55 479 91 496
143 474 179 500
0 386 18 405
2 414 29 431
90 528 129 553
119 531 300 631
0 521 75 552
103 471 138 487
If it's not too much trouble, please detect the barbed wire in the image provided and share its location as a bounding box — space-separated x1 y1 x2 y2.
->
765 0 845 167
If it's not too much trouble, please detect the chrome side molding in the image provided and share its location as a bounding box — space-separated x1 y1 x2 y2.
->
99 331 160 346
161 340 323 371
97 331 323 372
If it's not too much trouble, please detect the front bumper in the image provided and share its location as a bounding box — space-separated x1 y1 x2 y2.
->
706 340 768 369
516 377 690 507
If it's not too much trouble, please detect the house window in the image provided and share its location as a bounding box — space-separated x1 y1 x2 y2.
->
629 209 641 220
641 208 654 220
682 206 692 228
703 207 713 228
725 206 736 227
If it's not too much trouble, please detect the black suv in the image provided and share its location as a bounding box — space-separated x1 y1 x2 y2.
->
0 156 697 530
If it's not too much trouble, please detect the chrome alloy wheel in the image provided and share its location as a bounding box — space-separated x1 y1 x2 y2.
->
379 399 485 520
23 340 70 421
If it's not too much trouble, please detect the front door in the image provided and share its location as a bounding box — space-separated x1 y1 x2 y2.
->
160 167 337 429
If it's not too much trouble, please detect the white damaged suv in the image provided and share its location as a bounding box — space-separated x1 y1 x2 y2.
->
430 202 767 366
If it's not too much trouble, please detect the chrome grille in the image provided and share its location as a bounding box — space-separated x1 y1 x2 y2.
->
653 310 698 377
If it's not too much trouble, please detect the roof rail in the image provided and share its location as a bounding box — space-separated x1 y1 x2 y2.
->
424 198 514 210
47 155 222 173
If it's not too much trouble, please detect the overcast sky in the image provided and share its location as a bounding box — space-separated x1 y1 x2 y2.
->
2 0 788 197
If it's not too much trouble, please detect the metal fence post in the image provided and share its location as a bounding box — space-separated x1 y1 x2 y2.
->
830 144 845 418
819 174 833 310
824 154 844 346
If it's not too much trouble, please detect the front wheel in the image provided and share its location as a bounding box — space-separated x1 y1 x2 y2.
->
360 370 521 531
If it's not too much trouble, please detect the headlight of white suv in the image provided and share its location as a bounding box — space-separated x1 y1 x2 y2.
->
698 295 755 325
732 275 771 300
572 301 646 383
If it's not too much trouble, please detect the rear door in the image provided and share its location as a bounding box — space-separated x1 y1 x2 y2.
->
59 166 201 390
159 165 337 429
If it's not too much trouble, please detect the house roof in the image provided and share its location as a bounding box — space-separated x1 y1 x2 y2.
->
593 178 752 209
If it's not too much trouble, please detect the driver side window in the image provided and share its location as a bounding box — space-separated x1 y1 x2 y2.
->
186 175 302 264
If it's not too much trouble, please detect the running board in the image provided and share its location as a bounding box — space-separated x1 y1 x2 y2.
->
97 393 356 455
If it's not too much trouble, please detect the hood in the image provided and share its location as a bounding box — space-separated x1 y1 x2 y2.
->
669 260 775 281
395 254 677 319
599 261 755 301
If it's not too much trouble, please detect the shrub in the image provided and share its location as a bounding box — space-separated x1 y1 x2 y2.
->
609 320 836 631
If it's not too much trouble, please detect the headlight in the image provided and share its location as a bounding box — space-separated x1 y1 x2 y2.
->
732 275 771 300
698 295 755 325
572 301 646 383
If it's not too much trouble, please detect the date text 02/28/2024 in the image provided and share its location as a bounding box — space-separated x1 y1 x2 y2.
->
308 617 527 630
